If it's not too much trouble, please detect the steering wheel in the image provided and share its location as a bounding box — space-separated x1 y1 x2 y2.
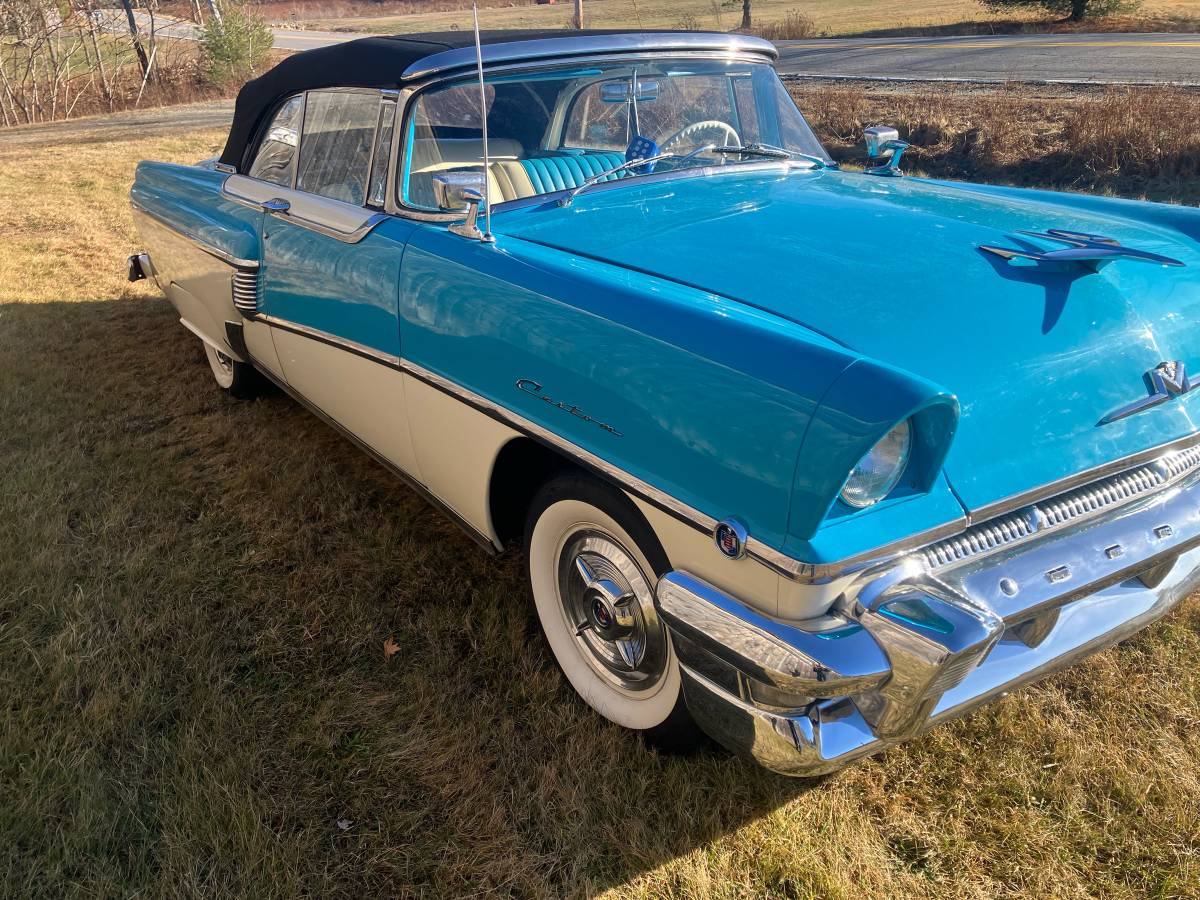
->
660 120 741 154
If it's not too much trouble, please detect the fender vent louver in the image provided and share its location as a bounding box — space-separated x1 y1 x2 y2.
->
232 267 260 317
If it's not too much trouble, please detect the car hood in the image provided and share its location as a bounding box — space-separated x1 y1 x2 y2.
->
495 167 1200 514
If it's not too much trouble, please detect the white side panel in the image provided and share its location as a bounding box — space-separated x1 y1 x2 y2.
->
242 319 284 379
403 374 521 543
271 329 420 476
631 498 787 617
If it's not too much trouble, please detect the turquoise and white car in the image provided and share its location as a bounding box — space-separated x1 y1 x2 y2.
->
129 31 1200 775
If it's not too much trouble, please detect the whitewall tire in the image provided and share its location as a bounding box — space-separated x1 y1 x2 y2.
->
524 474 701 747
203 341 261 399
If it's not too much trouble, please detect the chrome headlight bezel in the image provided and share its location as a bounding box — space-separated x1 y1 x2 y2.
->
839 419 913 509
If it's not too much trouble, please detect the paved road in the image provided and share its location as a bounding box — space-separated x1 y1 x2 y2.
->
774 32 1200 85
126 15 1200 85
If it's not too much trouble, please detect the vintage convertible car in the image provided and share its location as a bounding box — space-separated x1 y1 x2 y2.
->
129 31 1200 776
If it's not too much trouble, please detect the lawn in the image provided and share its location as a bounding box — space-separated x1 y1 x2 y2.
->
304 0 1200 38
2 89 1200 897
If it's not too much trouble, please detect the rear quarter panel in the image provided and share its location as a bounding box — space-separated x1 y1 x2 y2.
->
131 162 262 353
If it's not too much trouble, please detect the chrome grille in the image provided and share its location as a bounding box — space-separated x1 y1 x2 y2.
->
922 444 1200 569
232 267 260 316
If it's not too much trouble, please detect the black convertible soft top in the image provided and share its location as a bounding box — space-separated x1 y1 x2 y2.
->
217 30 777 169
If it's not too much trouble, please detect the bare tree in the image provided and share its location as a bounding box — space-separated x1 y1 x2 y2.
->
573 0 583 29
205 0 223 27
79 0 114 110
741 0 752 30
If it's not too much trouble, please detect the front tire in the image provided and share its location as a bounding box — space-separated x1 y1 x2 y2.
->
203 342 261 399
524 473 701 750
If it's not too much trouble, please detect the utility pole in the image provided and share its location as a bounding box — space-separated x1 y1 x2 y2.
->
573 0 583 29
118 0 151 79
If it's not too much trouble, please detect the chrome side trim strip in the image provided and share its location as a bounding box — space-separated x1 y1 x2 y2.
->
219 185 391 244
130 201 259 269
397 359 728 543
226 321 497 554
256 314 401 369
266 207 390 244
401 34 778 80
230 312 1200 586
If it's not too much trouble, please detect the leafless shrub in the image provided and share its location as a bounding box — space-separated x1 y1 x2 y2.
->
674 12 703 31
757 10 818 40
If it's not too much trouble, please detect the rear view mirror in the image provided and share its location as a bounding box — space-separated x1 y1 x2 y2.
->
431 170 487 211
601 80 660 103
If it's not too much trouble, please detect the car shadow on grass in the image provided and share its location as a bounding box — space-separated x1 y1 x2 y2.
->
0 296 830 896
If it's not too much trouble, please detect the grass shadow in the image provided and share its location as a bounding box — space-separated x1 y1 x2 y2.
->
0 296 821 897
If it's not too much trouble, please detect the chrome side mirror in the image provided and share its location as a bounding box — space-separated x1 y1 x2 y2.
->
433 171 493 242
864 125 909 178
432 170 486 211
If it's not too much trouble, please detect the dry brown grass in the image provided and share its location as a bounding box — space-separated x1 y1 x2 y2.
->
1 91 1200 897
793 82 1200 203
314 0 1200 38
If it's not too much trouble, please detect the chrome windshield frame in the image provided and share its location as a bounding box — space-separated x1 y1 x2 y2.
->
387 49 831 221
401 33 778 81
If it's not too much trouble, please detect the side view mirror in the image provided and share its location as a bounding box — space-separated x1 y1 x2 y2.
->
433 171 493 242
432 170 487 211
863 125 909 178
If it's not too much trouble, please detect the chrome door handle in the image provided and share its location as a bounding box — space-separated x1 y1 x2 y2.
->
260 198 291 213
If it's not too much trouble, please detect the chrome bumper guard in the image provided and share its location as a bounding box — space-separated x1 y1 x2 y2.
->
656 465 1200 776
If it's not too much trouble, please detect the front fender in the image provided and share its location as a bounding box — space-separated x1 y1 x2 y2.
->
789 356 959 540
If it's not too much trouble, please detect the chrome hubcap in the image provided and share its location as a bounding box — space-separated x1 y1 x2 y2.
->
557 531 667 692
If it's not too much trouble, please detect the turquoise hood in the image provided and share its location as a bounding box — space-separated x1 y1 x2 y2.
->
494 167 1200 513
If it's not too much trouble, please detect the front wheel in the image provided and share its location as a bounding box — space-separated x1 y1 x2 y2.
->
203 341 262 399
524 473 701 749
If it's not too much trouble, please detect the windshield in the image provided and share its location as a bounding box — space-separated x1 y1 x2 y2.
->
401 57 831 210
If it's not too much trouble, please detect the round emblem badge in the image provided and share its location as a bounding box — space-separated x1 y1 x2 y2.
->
714 518 748 560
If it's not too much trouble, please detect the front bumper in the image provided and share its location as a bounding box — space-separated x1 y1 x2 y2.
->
656 455 1200 776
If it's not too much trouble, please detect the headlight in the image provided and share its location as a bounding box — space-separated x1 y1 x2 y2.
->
840 420 912 509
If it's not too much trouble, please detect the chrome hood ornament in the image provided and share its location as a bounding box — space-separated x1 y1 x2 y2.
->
1099 361 1198 425
981 229 1185 273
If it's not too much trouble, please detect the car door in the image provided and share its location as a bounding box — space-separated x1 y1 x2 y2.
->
224 88 421 477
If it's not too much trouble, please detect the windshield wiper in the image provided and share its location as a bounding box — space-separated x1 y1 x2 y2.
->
712 143 831 168
557 152 678 207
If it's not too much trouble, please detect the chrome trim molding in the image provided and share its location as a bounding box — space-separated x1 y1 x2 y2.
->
247 315 1200 589
923 442 1200 569
232 267 261 317
256 314 401 369
268 207 389 244
1100 360 1199 425
970 430 1200 523
401 33 778 81
131 201 260 269
226 322 496 554
219 185 390 244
